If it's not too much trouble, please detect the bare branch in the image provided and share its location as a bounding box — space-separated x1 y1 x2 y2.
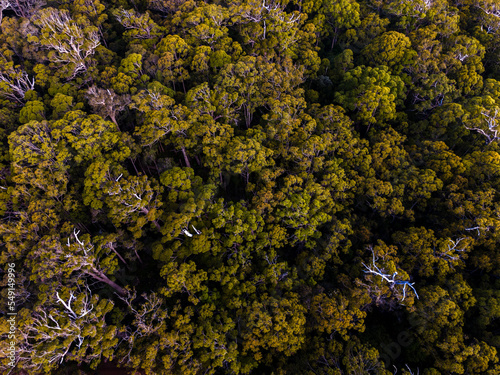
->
8 0 45 19
182 228 193 237
465 107 500 144
478 1 500 18
32 8 100 78
68 228 93 257
56 291 76 319
406 364 420 375
436 237 468 262
113 8 160 39
362 247 419 301
86 86 130 128
465 225 491 236
0 69 35 103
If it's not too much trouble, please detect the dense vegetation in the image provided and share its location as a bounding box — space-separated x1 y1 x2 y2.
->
0 0 499 373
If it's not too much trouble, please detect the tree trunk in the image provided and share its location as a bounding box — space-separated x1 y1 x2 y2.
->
140 207 162 231
108 243 128 265
181 147 191 168
244 105 253 128
86 269 127 296
110 112 120 131
129 158 140 174
331 27 339 50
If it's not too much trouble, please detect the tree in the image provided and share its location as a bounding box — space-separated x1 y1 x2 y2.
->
381 0 459 36
113 8 162 41
147 0 190 14
407 26 458 111
6 0 45 19
158 166 215 245
224 129 275 184
408 276 482 373
334 65 405 128
216 55 304 128
362 246 419 302
50 92 82 120
2 0 500 372
475 0 500 34
183 83 235 180
52 110 132 164
361 31 416 74
185 81 240 127
343 340 389 375
66 0 108 30
341 13 389 50
18 99 45 123
86 86 131 129
0 0 10 23
312 0 361 48
177 3 230 48
159 260 208 304
26 229 127 295
156 34 191 92
309 292 365 340
0 64 35 104
8 120 70 199
131 86 193 165
1 284 117 373
239 294 306 364
393 227 471 281
463 94 500 144
30 8 100 78
82 160 162 237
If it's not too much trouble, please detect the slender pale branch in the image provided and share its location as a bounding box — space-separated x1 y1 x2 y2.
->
362 248 419 301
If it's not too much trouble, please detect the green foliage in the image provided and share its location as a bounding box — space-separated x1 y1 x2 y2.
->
52 110 132 163
18 100 45 123
30 8 100 79
361 31 416 74
334 65 405 127
113 8 163 41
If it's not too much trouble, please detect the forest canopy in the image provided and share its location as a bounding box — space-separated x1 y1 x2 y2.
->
0 0 499 374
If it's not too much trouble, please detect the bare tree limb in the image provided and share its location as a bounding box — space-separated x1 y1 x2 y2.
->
362 247 419 301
